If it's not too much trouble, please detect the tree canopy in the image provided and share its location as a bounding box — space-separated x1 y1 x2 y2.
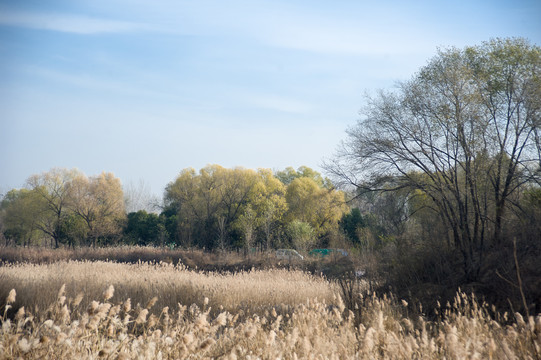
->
1 168 126 247
163 165 346 250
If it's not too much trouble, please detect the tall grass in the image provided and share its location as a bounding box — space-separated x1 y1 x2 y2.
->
1 284 539 358
1 261 540 359
0 261 334 318
0 246 276 268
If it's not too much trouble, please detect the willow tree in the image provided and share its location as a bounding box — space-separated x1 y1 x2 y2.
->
69 172 126 247
26 168 81 248
285 177 347 237
164 165 264 249
254 169 287 250
1 189 44 246
327 38 541 280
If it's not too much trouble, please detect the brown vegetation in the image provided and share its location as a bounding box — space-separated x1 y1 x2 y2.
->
0 261 334 320
0 246 276 270
1 260 540 359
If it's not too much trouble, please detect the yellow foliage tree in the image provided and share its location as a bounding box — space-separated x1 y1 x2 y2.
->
69 172 126 247
285 177 347 236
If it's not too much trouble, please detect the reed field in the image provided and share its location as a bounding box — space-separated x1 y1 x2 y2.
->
0 261 334 319
1 259 540 359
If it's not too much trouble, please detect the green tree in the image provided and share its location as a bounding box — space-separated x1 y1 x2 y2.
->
164 167 199 247
166 166 280 249
125 210 162 246
69 172 126 247
166 165 232 249
340 208 364 244
159 205 178 246
26 168 80 248
287 220 315 252
165 165 345 250
58 212 88 248
236 204 257 253
276 166 333 188
253 169 287 250
285 177 347 236
218 167 261 236
1 189 44 246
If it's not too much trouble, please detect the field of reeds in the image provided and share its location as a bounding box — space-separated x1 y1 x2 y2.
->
0 261 334 319
1 255 540 358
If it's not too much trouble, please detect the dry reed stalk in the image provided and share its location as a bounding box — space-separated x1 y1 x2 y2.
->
1 262 539 359
0 261 335 318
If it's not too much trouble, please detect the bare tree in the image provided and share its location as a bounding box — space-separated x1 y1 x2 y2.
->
217 216 227 251
124 179 160 214
327 38 541 280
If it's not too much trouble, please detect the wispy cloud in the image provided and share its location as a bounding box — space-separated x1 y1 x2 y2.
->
22 65 167 100
245 94 313 114
251 10 435 56
0 10 149 34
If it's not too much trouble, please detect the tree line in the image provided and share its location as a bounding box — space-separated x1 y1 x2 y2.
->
0 169 125 248
1 38 539 285
1 37 539 314
0 165 358 250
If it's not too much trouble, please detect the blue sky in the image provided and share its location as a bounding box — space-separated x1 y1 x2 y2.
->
1 0 540 199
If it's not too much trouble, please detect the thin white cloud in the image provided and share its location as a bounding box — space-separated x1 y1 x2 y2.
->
22 65 168 100
0 10 149 34
245 94 313 114
0 3 434 54
251 10 436 56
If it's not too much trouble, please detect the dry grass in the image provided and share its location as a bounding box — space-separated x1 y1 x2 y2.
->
1 261 540 359
1 285 539 359
0 246 269 267
0 246 315 275
0 261 334 319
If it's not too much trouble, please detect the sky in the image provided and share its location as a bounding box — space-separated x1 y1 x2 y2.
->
1 0 540 200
